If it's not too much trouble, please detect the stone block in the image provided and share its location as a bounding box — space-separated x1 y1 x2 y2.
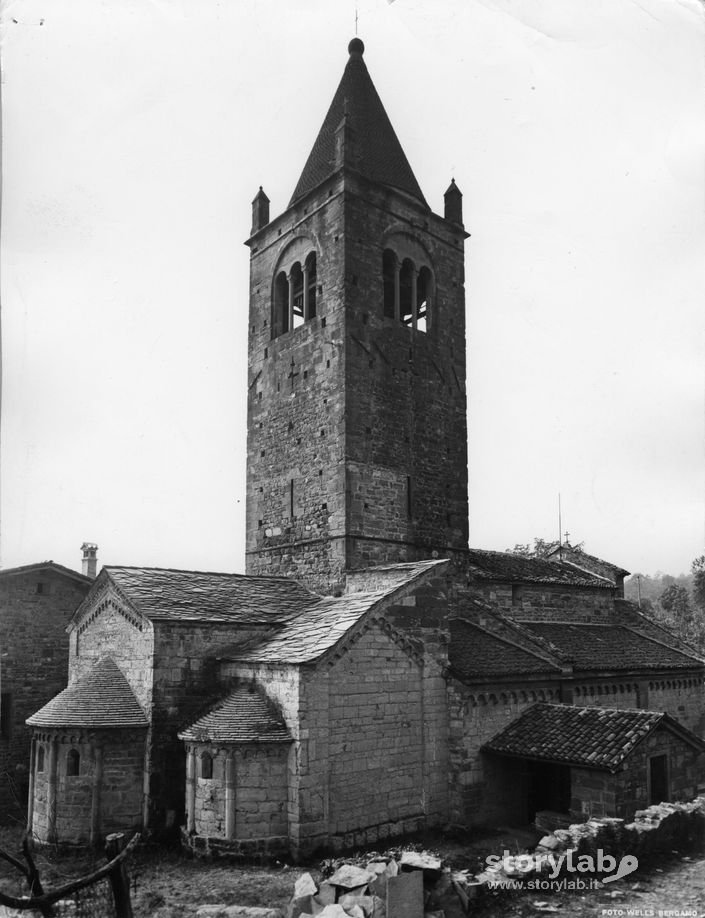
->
223 909 284 918
387 871 423 918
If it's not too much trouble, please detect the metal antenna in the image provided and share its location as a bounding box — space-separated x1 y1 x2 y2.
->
355 3 359 36
558 493 562 561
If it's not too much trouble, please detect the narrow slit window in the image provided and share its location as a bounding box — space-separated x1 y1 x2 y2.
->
201 752 214 780
37 746 45 773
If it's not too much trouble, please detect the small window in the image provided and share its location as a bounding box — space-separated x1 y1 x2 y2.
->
36 582 44 595
200 752 213 779
66 749 80 777
512 584 523 606
37 746 45 773
649 754 668 805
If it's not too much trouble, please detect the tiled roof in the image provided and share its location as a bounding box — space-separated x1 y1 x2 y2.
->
27 657 147 729
104 566 315 624
449 620 562 679
0 561 92 586
544 544 630 576
521 622 703 672
484 703 704 772
178 686 291 744
220 590 391 664
465 549 613 588
345 559 447 593
288 39 427 207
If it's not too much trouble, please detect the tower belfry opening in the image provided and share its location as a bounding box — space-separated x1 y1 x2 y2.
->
245 39 469 592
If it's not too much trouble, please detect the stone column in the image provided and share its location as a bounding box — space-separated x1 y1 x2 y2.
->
224 752 236 840
302 263 310 320
90 741 104 846
47 737 59 844
287 272 294 332
185 746 196 833
26 736 36 834
411 269 418 330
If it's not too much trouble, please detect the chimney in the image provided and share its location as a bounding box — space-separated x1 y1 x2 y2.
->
81 543 98 579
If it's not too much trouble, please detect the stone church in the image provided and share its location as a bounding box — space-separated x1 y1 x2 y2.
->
27 39 705 858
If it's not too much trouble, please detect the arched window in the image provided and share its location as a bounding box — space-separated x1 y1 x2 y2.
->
291 262 304 329
382 250 397 318
271 249 319 339
66 749 80 777
37 746 45 774
273 271 289 338
399 259 415 326
200 751 213 779
382 247 432 333
305 252 317 319
417 266 432 333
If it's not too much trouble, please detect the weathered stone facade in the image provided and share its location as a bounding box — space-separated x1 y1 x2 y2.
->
0 563 91 816
24 37 705 859
244 43 469 595
28 727 146 845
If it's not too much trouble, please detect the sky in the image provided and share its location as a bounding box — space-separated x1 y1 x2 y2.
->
1 0 704 579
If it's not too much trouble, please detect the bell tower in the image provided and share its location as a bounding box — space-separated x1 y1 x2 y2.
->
245 39 469 592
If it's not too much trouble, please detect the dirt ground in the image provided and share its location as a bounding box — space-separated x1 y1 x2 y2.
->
0 826 702 917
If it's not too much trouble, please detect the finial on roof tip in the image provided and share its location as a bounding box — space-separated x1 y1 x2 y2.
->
348 37 364 56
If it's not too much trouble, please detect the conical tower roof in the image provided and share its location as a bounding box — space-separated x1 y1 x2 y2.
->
289 38 427 207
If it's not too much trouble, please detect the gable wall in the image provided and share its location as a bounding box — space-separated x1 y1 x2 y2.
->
296 621 444 855
71 586 154 712
469 581 615 622
0 569 90 815
148 620 261 830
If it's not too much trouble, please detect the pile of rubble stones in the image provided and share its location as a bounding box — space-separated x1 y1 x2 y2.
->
285 850 448 917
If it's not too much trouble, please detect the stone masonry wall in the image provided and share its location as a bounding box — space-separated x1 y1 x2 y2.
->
31 728 145 845
298 622 427 854
246 174 348 593
188 743 289 844
0 568 90 815
149 621 262 832
71 583 154 712
468 580 616 622
612 729 704 819
245 167 469 592
447 681 561 827
342 175 469 567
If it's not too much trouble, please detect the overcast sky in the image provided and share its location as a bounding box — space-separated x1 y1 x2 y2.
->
2 0 704 579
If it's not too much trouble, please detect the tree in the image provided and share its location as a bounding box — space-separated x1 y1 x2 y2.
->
691 555 705 612
506 538 554 558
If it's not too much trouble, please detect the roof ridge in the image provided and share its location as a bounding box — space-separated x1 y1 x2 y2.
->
103 564 313 585
0 560 92 583
451 616 565 669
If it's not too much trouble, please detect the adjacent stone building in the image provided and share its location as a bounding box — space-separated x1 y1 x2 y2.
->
26 38 705 855
0 557 93 815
